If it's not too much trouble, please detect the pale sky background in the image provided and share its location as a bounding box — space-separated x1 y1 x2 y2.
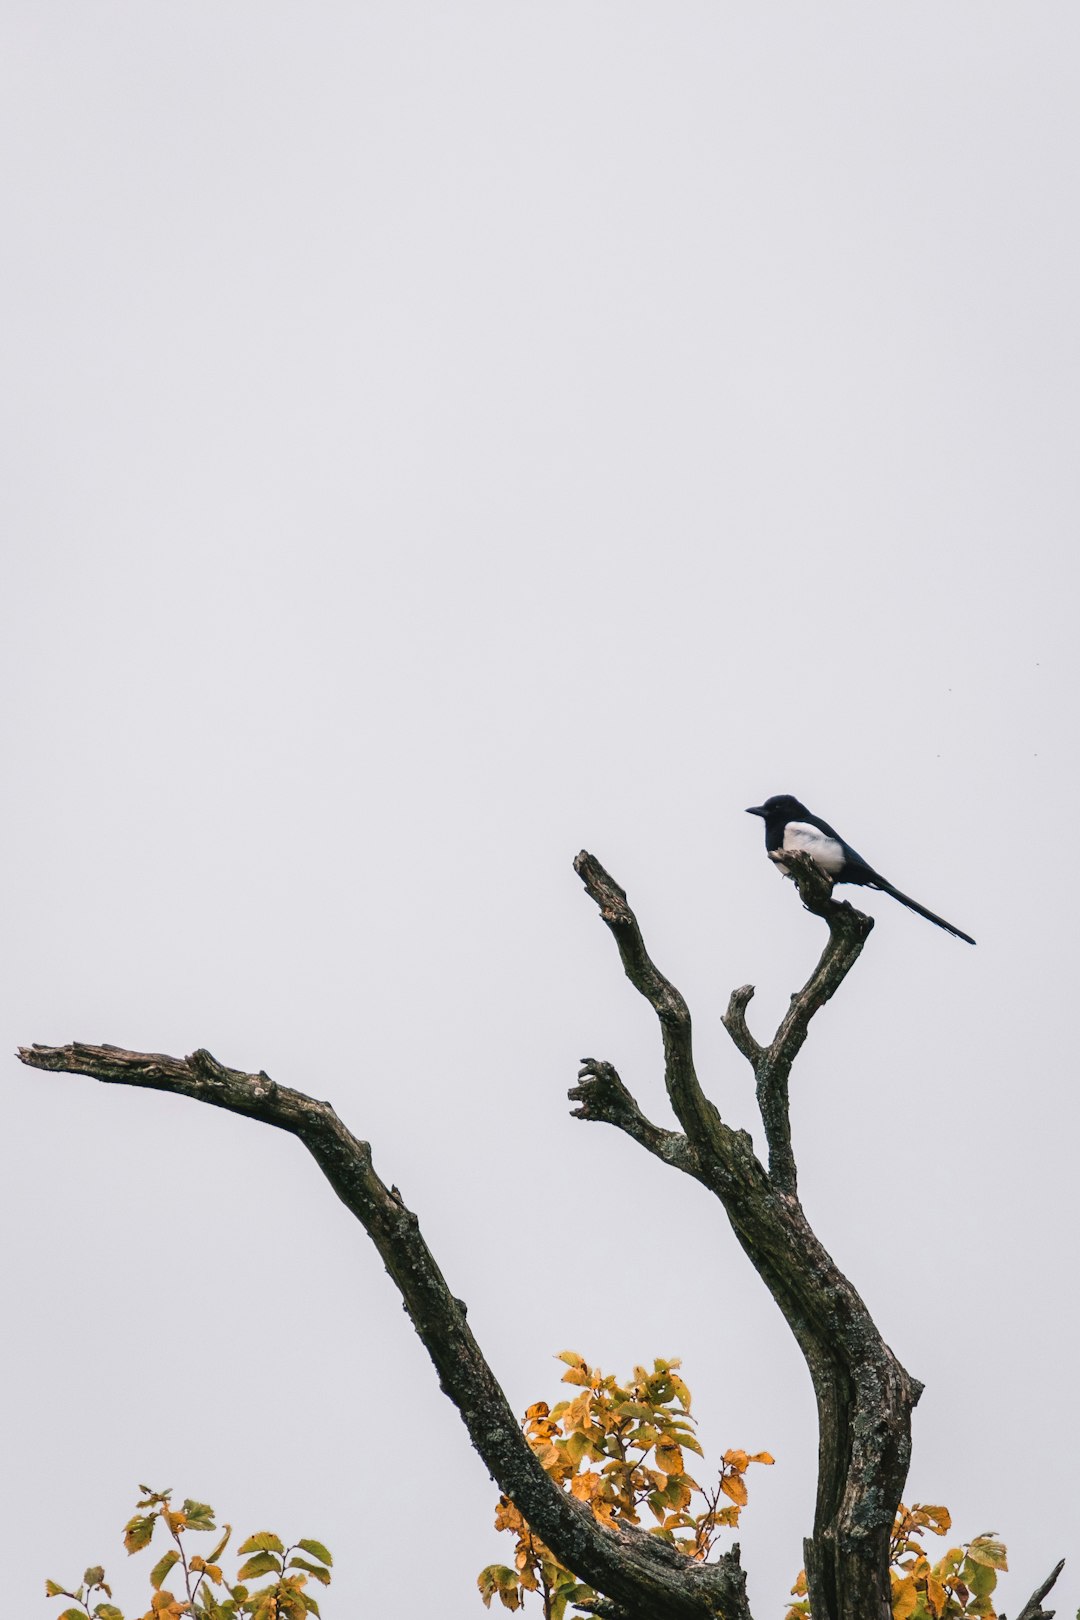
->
3 6 1078 1618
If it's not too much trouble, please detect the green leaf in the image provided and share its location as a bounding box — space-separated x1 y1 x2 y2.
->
237 1533 285 1557
124 1515 157 1555
94 1606 124 1620
150 1550 180 1590
298 1594 320 1618
236 1553 282 1581
962 1557 999 1599
287 1559 330 1586
294 1541 332 1569
46 1581 69 1597
611 1400 652 1419
182 1501 217 1533
59 1611 86 1620
84 1568 106 1589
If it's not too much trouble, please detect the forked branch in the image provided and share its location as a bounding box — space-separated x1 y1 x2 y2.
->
574 851 913 1620
722 851 874 1193
21 850 1052 1620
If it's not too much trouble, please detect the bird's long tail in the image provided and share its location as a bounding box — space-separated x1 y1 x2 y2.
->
871 879 975 944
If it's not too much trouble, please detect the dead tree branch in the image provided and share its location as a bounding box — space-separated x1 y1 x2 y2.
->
21 848 1053 1620
1005 1559 1065 1620
573 851 913 1620
17 1041 750 1620
722 851 874 1194
573 852 725 1154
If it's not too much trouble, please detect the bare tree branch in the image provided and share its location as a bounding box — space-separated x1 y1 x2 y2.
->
569 1058 696 1172
574 856 915 1620
573 852 725 1155
18 1041 751 1620
721 986 762 1068
21 846 1036 1620
721 852 874 1193
1004 1559 1065 1620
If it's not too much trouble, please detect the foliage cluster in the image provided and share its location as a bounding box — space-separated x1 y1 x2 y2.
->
46 1487 333 1620
477 1353 772 1619
786 1502 1008 1620
477 1354 1012 1620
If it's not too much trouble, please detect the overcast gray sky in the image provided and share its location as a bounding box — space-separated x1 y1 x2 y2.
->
3 5 1078 1617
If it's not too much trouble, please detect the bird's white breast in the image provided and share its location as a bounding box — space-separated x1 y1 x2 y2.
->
778 821 846 876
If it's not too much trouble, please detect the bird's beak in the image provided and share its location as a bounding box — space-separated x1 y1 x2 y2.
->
745 805 766 817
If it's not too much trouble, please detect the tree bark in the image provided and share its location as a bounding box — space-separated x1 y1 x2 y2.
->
17 1040 749 1620
1006 1558 1065 1620
572 850 918 1620
20 848 1022 1620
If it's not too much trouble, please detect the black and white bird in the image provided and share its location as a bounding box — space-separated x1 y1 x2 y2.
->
745 794 975 944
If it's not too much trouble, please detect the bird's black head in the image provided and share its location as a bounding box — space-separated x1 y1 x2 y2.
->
746 794 810 821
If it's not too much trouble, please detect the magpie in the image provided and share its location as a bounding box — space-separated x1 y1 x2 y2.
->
745 794 975 944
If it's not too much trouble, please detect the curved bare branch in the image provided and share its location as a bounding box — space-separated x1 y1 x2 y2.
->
17 1041 750 1620
574 852 725 1155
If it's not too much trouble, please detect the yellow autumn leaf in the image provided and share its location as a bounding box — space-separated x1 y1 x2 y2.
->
926 1575 947 1617
654 1443 684 1476
966 1537 1008 1571
494 1498 526 1534
750 1451 775 1466
891 1572 919 1620
722 1450 749 1471
561 1393 593 1429
720 1473 748 1507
